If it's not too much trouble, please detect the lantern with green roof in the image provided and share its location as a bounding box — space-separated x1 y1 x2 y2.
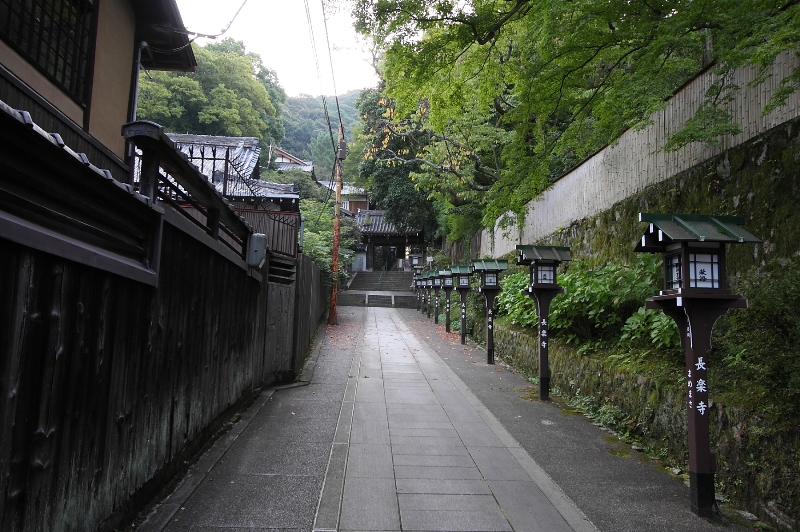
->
472 260 508 364
516 245 571 401
634 213 760 518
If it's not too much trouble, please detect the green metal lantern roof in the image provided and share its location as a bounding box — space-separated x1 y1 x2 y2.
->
439 269 451 277
635 213 761 252
450 265 473 275
472 259 509 272
516 245 571 264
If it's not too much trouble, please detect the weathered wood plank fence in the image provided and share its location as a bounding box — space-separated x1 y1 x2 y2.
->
0 218 326 532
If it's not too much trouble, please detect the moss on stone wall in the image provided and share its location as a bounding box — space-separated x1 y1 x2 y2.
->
492 323 799 530
535 116 800 276
486 117 800 529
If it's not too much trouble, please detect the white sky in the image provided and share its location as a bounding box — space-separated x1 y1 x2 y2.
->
174 0 379 97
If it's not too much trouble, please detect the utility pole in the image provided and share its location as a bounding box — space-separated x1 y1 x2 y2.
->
328 124 346 325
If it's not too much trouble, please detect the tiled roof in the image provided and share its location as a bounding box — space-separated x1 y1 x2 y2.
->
168 133 261 182
318 180 366 197
221 179 299 199
276 162 314 173
355 210 418 235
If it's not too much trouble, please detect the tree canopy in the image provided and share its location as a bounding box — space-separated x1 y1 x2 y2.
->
353 0 800 232
137 39 286 146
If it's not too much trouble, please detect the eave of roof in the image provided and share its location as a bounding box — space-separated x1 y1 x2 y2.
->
472 259 509 272
355 210 419 235
134 0 196 72
635 212 761 252
516 245 572 263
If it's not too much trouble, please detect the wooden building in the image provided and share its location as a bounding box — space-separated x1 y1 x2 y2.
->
168 134 302 277
354 210 424 272
0 2 326 531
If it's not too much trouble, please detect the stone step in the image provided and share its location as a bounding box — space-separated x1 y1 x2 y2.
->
367 295 393 307
337 293 366 306
348 271 414 292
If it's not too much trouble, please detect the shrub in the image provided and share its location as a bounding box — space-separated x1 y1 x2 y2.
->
715 258 800 417
549 254 663 343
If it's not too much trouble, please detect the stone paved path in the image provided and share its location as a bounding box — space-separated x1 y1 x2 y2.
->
136 306 750 532
314 307 593 532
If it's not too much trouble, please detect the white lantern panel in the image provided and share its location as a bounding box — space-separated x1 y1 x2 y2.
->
434 278 441 286
485 273 498 286
459 276 470 286
537 265 555 284
444 277 453 286
689 253 720 288
666 254 682 290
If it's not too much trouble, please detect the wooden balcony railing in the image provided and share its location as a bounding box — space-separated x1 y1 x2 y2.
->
123 121 253 262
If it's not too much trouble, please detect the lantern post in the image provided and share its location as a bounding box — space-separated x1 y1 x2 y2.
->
473 260 508 364
413 274 423 311
433 271 443 324
441 269 454 332
420 272 428 315
451 265 473 345
634 213 760 517
425 271 434 319
517 245 571 401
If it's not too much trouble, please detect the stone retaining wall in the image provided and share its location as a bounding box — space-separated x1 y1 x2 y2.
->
492 324 799 530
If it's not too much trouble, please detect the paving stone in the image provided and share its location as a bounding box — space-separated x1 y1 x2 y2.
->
339 477 401 531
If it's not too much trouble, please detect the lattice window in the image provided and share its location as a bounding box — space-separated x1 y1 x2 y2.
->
0 0 94 104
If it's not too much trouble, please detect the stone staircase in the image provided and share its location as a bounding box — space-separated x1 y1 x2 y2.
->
347 271 414 292
339 271 417 308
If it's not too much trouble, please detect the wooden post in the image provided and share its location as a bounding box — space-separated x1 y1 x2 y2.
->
434 285 440 324
648 299 740 517
458 289 469 345
527 288 562 401
444 288 453 332
138 151 159 200
482 291 498 364
328 124 345 325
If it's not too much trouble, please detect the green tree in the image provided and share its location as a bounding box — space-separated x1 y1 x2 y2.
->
300 198 362 284
280 91 361 158
354 0 800 230
304 131 337 182
137 38 285 146
355 86 440 238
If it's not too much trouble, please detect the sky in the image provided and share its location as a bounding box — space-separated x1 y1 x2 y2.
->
174 0 380 97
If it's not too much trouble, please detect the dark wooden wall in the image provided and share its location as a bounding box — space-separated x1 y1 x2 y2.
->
0 225 326 531
293 255 328 377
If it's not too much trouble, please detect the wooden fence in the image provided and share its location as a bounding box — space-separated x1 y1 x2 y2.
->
0 228 326 531
482 51 800 256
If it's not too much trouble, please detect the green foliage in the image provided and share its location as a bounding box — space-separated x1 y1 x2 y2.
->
496 255 673 351
550 255 664 344
496 270 539 329
715 258 800 417
138 39 285 148
620 307 681 350
280 91 361 159
304 131 337 182
299 199 361 285
355 0 800 233
355 86 440 238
